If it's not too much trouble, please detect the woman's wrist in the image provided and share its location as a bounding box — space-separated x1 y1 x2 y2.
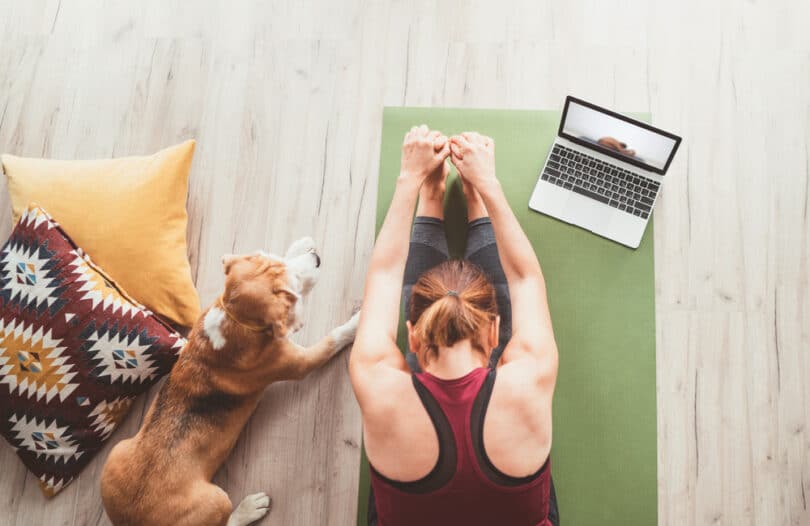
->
396 172 423 192
476 177 503 201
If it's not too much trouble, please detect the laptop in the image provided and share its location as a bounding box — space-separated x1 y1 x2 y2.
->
529 96 681 248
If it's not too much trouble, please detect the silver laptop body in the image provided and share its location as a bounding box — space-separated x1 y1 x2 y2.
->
529 96 681 249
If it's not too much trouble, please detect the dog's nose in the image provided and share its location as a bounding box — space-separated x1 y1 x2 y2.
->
313 252 321 268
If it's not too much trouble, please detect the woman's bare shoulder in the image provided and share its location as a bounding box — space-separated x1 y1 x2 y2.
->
490 357 556 442
352 357 416 418
495 351 558 405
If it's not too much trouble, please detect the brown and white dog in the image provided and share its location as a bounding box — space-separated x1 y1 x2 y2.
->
100 237 359 526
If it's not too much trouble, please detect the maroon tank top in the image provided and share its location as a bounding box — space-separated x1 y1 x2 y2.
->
369 367 553 526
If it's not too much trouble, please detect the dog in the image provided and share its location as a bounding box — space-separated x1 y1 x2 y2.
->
100 237 359 526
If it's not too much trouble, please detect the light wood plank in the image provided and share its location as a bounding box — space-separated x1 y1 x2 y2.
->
0 1 807 525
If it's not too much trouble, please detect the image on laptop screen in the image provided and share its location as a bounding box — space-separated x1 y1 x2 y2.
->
561 98 679 173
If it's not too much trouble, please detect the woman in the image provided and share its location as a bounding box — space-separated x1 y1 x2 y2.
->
350 125 559 525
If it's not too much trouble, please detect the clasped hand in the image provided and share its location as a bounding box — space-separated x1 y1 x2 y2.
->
399 124 497 193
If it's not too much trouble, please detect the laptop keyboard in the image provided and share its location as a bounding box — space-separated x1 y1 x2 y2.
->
540 144 659 219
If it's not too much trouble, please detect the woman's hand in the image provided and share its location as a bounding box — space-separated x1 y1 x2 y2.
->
449 132 497 192
399 125 450 187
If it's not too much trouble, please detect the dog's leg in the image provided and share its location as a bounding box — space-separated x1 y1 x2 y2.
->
179 483 243 526
329 311 360 350
227 492 272 526
276 311 359 381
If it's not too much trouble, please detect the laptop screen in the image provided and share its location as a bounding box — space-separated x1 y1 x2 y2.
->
559 97 681 174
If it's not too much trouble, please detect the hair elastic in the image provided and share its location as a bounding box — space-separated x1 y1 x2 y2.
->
446 290 459 297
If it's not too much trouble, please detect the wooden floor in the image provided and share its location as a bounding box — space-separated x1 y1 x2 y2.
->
0 1 808 525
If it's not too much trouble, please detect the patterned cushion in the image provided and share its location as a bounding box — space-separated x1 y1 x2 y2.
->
0 206 186 497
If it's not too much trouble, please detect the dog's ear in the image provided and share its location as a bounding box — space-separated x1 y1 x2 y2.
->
222 254 239 274
259 288 298 339
275 288 300 336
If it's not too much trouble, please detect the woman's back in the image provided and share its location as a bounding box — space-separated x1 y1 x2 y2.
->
368 366 553 526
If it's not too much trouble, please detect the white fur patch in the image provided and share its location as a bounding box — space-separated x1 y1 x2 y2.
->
227 492 271 526
330 311 360 350
285 236 316 258
203 307 227 350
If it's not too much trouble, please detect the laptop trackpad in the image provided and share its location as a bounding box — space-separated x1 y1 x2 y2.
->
565 193 612 233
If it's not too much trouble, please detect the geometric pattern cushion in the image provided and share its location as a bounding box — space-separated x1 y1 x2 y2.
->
0 205 186 497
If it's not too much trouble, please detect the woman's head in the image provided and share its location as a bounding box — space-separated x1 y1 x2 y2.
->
407 260 499 368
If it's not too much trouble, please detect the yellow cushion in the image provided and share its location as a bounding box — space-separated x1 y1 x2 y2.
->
1 141 200 327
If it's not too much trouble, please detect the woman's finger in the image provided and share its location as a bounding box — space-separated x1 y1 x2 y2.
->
435 141 451 160
450 142 464 160
433 134 448 152
465 131 486 146
418 124 429 136
428 130 443 149
451 134 473 153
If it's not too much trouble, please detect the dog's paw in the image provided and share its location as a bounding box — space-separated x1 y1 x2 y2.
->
285 236 317 259
330 310 360 350
228 492 272 526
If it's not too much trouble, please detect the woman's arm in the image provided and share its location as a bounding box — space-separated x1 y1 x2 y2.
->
478 179 557 366
350 126 450 378
450 133 558 369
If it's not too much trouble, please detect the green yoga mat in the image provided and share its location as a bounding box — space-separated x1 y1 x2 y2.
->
357 107 657 526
